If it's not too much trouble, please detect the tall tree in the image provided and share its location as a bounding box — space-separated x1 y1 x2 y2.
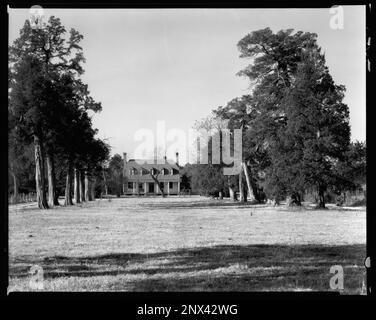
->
236 28 350 207
9 17 86 209
287 51 350 207
9 57 50 208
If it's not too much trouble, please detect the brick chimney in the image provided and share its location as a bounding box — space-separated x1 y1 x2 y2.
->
163 155 167 164
175 152 179 166
123 153 127 172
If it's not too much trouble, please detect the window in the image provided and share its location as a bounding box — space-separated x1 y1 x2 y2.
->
159 182 164 190
169 182 173 189
163 168 169 175
127 182 133 189
139 183 144 191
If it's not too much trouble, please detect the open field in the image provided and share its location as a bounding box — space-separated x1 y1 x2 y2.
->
8 196 366 293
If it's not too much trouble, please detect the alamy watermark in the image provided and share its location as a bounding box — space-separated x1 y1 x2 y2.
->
329 265 344 290
329 6 344 30
29 265 44 290
29 5 46 29
133 121 242 175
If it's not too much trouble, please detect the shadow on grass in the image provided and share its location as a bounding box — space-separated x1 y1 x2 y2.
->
135 201 363 212
137 201 267 210
9 244 366 292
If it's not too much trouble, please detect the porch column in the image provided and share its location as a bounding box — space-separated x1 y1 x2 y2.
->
133 182 136 195
167 181 170 195
155 182 159 194
154 182 158 194
144 182 147 195
177 181 180 195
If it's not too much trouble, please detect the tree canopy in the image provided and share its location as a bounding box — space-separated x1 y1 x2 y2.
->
9 16 110 208
189 27 363 208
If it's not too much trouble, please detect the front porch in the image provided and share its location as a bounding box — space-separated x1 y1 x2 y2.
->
124 181 181 196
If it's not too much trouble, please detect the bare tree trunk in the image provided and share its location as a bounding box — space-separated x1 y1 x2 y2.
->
242 183 248 202
90 177 95 201
11 169 18 202
150 173 166 197
84 171 90 202
318 187 326 208
34 135 48 209
239 165 247 202
102 169 108 195
54 186 59 205
296 193 302 206
64 160 73 206
227 176 236 202
116 174 121 197
242 162 255 202
239 168 243 202
229 187 232 200
229 186 235 201
46 152 59 207
74 168 80 203
80 170 85 202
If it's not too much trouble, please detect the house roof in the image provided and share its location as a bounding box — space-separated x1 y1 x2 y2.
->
124 159 181 182
126 175 181 182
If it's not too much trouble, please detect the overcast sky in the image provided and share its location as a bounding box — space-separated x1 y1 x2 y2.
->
9 7 366 162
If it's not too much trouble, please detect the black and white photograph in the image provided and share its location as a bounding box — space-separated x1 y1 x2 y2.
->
4 2 369 300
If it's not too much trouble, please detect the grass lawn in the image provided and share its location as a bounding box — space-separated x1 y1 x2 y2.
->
8 196 366 293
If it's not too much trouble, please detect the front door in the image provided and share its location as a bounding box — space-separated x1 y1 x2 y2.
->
149 183 154 193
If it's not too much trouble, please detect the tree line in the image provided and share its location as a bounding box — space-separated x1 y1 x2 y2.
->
187 28 366 208
9 21 365 209
9 16 110 209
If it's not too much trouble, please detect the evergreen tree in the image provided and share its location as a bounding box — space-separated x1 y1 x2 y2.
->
236 28 351 207
286 52 350 207
9 17 109 208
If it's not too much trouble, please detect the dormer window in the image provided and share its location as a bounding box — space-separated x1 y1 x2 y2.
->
163 168 169 175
